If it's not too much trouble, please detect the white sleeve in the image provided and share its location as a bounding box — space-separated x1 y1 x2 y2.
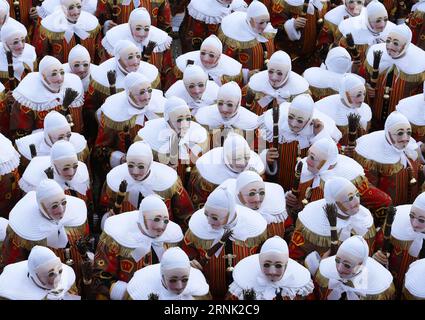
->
110 151 125 169
304 251 321 276
284 18 302 41
110 280 128 300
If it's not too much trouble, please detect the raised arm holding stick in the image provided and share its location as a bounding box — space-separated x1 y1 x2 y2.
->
107 70 117 96
324 203 339 256
373 206 396 268
345 113 361 158
345 33 361 72
100 180 128 230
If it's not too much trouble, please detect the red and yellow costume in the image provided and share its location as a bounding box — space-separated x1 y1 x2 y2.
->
218 9 276 76
96 0 172 32
1 192 89 289
289 199 377 264
0 134 21 219
9 71 85 139
99 162 194 230
183 206 268 298
92 210 182 300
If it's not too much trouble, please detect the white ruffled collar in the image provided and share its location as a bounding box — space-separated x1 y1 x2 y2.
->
300 154 365 186
102 23 172 56
137 118 208 160
100 90 164 125
8 191 87 246
230 254 313 300
249 70 309 107
324 4 366 26
0 44 36 79
0 133 20 175
319 256 393 299
106 162 177 208
219 178 287 224
15 131 87 161
91 57 159 90
195 147 265 185
187 0 233 24
220 11 276 43
104 210 183 261
195 104 259 131
188 205 267 243
165 80 219 114
303 66 347 92
366 42 425 76
12 72 84 111
298 198 373 238
41 9 98 43
355 130 418 166
258 102 342 149
314 94 371 130
18 155 89 195
0 260 77 300
127 264 209 300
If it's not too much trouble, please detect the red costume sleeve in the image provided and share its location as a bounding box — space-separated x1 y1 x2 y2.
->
9 102 35 140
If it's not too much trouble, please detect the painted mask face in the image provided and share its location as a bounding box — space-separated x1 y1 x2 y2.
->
335 251 363 279
119 47 141 73
54 157 78 181
409 205 425 233
43 65 65 92
127 156 151 181
204 205 229 230
48 126 72 145
162 267 190 295
249 15 270 34
368 15 388 33
345 0 364 16
386 33 408 58
6 34 26 57
184 79 207 101
227 148 251 173
63 0 82 23
335 184 361 216
129 82 152 108
199 45 220 69
35 259 63 290
306 145 328 175
143 210 169 238
267 64 289 89
130 22 150 43
238 181 266 210
345 85 366 108
259 251 288 282
70 59 90 79
217 97 239 120
168 108 191 136
41 193 67 221
388 123 412 150
287 107 310 133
